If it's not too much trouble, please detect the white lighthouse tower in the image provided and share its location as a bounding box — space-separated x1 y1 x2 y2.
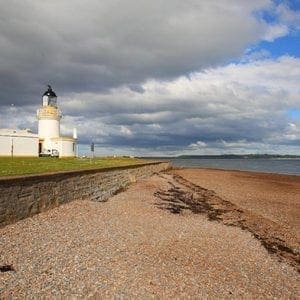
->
37 85 77 157
37 85 61 145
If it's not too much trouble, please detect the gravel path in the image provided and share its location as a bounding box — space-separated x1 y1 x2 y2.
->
0 173 299 298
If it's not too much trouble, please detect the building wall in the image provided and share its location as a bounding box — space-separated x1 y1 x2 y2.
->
0 135 39 157
38 119 60 139
53 139 76 157
0 162 170 227
40 138 75 157
41 138 53 152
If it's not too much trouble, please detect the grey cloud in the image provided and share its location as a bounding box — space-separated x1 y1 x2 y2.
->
0 0 273 107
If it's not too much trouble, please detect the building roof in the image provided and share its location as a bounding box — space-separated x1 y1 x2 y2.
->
43 85 57 97
51 136 75 142
0 128 38 138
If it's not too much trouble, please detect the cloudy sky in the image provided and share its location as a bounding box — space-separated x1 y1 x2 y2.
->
0 0 299 156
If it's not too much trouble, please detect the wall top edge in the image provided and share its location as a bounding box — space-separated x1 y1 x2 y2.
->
0 161 170 183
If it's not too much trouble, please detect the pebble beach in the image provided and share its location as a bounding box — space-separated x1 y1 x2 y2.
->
0 168 299 298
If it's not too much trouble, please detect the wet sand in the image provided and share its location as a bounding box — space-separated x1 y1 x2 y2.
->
0 169 299 298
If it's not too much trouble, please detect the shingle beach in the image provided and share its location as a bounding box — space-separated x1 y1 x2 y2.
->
0 169 299 298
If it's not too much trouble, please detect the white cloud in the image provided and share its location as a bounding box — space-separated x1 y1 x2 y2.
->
44 55 299 155
262 24 289 41
276 3 300 31
4 55 299 155
120 126 133 137
189 141 207 149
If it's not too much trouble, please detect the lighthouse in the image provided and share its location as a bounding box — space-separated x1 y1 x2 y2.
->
37 85 77 157
37 85 61 141
0 86 77 157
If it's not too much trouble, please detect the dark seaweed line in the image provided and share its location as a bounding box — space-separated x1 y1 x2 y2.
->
155 173 300 272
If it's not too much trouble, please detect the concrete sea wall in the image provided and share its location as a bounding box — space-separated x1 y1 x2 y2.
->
0 162 170 228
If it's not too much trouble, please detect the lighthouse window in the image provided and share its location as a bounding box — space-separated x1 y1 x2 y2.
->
73 143 75 151
48 98 57 106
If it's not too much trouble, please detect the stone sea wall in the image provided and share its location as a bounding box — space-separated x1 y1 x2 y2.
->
0 162 170 228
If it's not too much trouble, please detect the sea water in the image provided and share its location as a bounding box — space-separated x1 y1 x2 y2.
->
163 158 300 176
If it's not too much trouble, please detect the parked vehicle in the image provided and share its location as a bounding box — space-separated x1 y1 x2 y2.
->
39 149 59 157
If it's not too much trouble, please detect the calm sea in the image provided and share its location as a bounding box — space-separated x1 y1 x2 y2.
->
159 158 300 176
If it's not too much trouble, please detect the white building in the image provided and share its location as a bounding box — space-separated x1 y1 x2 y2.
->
0 128 39 157
0 86 77 157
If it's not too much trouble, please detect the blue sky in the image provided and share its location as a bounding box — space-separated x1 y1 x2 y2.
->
257 0 300 125
253 0 300 58
288 109 300 119
258 35 300 57
261 9 300 122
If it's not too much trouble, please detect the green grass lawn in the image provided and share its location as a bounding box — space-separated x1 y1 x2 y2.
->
0 157 148 177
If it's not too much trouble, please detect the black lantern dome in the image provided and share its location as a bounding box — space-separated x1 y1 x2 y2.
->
43 85 57 97
42 85 57 107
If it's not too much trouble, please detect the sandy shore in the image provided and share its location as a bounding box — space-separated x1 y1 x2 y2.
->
172 168 300 235
0 168 299 298
171 168 300 269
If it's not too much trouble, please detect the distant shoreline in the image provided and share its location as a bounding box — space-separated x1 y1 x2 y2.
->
143 157 300 176
140 154 300 159
174 166 300 177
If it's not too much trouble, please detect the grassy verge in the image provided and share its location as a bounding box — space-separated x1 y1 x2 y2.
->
0 157 149 177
